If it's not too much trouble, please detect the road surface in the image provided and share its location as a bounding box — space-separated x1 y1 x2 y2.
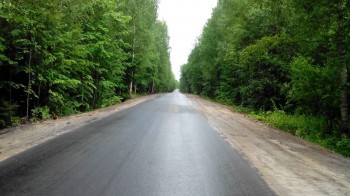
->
0 92 275 196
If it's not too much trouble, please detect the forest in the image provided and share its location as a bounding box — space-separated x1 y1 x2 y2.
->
0 0 176 127
180 0 350 155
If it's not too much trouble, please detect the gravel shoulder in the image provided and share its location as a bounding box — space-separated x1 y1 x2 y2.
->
0 94 158 162
187 94 350 196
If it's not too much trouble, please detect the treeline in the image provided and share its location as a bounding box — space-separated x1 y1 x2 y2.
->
180 0 350 152
0 0 176 127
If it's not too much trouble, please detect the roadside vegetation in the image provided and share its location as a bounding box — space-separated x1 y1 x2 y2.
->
0 0 176 128
212 97 350 157
180 0 350 156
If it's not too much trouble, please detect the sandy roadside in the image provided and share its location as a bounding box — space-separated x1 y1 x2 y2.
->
187 94 350 196
0 94 158 162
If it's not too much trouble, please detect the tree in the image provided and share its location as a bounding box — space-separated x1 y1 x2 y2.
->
0 0 175 127
180 0 350 138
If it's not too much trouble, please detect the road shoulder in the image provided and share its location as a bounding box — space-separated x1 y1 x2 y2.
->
187 94 350 196
0 94 158 162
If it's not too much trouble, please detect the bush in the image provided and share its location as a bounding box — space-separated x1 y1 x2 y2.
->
30 106 51 122
0 100 19 127
101 96 122 107
11 116 21 126
0 120 5 128
62 101 83 115
336 139 350 157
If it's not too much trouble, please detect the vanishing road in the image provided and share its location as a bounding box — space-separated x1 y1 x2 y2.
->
0 92 275 196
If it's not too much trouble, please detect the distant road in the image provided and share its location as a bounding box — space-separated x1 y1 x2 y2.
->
0 92 274 196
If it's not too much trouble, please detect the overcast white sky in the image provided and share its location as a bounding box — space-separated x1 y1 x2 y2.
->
157 0 218 80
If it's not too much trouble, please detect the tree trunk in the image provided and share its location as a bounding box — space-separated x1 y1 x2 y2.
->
129 71 133 96
9 68 12 122
37 81 41 107
340 63 348 136
92 71 99 108
26 49 32 121
129 20 137 96
337 1 348 137
129 80 133 95
134 83 137 94
81 77 84 103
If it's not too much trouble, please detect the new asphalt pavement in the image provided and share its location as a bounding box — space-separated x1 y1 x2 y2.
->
0 92 275 196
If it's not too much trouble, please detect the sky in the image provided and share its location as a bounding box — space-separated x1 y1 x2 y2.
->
157 0 218 80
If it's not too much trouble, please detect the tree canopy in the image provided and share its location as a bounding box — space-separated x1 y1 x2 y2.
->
0 0 176 127
180 0 350 139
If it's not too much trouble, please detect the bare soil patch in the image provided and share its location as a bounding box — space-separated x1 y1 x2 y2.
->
187 94 350 196
0 94 158 162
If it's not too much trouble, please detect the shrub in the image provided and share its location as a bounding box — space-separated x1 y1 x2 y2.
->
30 106 51 122
101 96 122 107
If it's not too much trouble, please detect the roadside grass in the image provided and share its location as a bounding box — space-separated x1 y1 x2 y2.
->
206 97 350 157
249 111 350 157
0 93 145 130
129 93 149 99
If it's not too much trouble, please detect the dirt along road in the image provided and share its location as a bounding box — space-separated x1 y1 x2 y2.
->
0 94 158 162
187 94 350 196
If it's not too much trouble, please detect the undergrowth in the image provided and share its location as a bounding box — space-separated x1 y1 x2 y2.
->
211 97 350 157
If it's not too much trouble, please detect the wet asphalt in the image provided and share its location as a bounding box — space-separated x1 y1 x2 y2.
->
0 92 275 196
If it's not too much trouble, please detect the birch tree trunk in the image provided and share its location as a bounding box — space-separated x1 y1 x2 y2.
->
129 20 136 96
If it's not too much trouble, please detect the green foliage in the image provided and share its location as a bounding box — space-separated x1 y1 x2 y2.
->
0 120 5 128
11 116 21 126
0 0 175 128
180 0 350 155
101 96 122 108
336 139 350 157
249 110 328 137
62 101 82 116
216 95 349 157
0 100 19 127
288 57 339 117
30 106 50 122
248 109 350 157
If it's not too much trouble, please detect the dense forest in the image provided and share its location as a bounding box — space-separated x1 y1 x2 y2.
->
180 0 350 154
0 0 176 127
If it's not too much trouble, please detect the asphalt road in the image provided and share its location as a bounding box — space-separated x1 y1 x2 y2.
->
0 92 275 196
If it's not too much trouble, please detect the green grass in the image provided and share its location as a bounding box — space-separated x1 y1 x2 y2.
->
130 93 147 99
211 97 350 157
